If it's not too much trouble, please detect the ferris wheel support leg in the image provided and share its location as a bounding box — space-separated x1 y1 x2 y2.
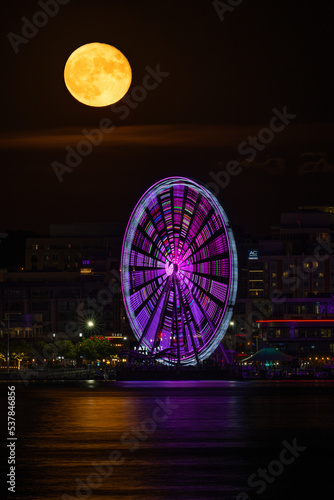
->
135 277 171 354
150 277 173 356
175 277 201 367
219 342 231 365
172 274 181 367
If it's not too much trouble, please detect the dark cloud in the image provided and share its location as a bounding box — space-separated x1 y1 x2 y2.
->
1 123 334 154
238 157 286 176
298 152 334 175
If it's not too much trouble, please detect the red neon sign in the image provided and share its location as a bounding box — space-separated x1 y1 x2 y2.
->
257 319 334 323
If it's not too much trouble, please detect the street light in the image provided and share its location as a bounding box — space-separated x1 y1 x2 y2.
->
85 320 95 339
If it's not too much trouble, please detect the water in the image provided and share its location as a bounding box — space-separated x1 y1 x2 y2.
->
1 380 333 499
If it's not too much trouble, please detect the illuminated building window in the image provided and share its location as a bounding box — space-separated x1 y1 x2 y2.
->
80 268 92 274
313 279 324 291
317 233 328 243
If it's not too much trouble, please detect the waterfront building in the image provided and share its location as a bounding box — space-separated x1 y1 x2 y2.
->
233 207 334 362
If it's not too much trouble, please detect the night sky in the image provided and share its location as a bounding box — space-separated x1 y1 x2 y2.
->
1 0 333 237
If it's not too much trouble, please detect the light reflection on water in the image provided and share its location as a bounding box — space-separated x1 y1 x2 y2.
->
1 380 333 499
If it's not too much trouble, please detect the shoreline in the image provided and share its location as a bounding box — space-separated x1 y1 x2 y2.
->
0 367 332 382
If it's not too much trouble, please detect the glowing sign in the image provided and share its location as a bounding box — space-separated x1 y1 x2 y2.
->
248 250 258 260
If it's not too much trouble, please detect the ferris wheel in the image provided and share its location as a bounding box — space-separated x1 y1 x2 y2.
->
120 177 238 366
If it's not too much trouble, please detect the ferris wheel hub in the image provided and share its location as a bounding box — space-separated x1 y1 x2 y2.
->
165 261 179 276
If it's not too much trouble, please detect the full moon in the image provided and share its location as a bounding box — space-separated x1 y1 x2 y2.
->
64 42 132 107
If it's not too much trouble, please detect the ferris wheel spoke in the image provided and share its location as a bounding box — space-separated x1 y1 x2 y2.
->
182 252 230 281
158 276 182 361
173 276 191 357
191 252 229 266
129 272 168 310
171 183 186 262
173 184 189 262
146 192 173 259
180 214 226 266
134 223 170 264
194 263 230 283
136 275 171 349
134 195 170 258
170 185 177 261
175 277 203 361
154 280 179 356
187 227 229 264
129 244 165 267
179 207 215 266
142 204 172 259
177 273 227 341
149 276 173 354
171 277 184 355
128 275 168 323
179 268 229 307
155 191 175 261
175 290 197 360
186 284 219 336
131 227 167 265
130 269 166 293
140 204 169 262
172 275 181 363
177 187 202 261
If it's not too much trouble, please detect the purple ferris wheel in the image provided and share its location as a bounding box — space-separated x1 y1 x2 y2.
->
121 177 238 366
